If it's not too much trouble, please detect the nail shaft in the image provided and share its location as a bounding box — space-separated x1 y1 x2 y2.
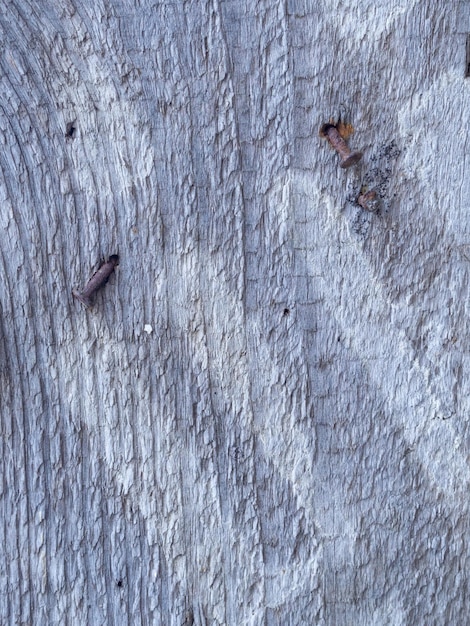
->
73 255 119 308
320 124 363 168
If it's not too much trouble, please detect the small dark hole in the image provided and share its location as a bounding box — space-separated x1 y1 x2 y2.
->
283 308 290 316
65 122 76 138
116 579 123 588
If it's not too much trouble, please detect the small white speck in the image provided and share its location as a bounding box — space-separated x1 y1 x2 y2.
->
144 324 153 334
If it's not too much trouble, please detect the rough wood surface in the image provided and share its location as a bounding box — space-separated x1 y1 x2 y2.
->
1 1 469 624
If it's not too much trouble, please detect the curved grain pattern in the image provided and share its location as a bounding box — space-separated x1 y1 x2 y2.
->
0 0 468 624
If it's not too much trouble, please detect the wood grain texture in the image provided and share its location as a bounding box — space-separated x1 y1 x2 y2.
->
0 0 468 624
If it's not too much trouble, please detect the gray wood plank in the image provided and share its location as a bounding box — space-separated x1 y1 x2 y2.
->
0 0 468 624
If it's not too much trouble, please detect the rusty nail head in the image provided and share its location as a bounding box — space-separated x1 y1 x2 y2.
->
357 190 380 212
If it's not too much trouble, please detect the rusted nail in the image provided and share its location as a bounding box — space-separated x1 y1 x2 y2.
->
73 255 119 308
320 123 363 168
357 189 380 212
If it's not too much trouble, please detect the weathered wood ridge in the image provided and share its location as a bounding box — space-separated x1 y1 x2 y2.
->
0 1 469 624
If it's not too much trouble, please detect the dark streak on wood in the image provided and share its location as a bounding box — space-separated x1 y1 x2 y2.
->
466 35 470 77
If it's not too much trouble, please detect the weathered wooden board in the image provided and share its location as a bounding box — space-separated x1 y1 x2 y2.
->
0 0 469 624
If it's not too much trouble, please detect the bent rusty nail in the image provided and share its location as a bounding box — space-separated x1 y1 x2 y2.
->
73 255 119 308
